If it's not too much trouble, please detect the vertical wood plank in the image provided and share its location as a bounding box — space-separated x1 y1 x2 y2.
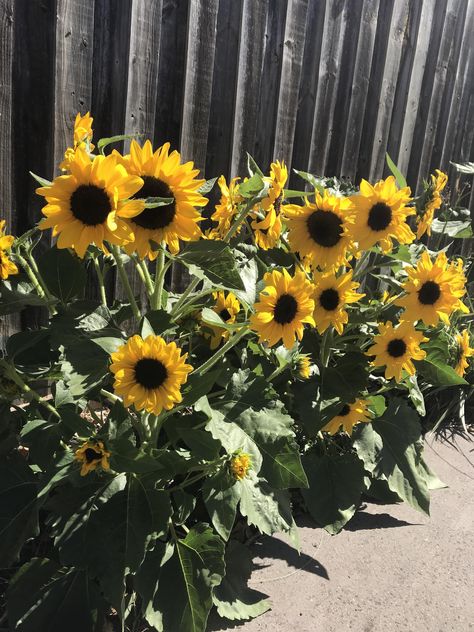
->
273 0 309 170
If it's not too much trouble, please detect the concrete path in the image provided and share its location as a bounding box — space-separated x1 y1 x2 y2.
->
212 433 474 632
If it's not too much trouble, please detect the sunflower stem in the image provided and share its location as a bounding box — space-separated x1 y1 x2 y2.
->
170 277 200 317
1 361 60 418
99 388 122 404
224 197 258 243
195 327 248 375
151 244 167 311
92 255 107 307
267 362 290 382
136 258 154 298
111 245 141 321
320 327 333 368
15 252 56 315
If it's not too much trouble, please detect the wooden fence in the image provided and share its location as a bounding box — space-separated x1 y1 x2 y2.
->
0 0 473 338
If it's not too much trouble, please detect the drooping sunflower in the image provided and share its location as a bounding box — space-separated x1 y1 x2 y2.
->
37 147 144 257
322 398 371 436
0 220 18 279
208 176 242 240
296 354 311 379
366 321 427 382
249 161 287 250
75 440 111 476
453 329 474 377
110 334 193 415
312 269 364 334
350 176 415 252
249 269 315 349
417 170 448 238
284 189 356 270
203 291 241 350
395 251 468 326
60 111 95 171
230 452 252 480
117 140 207 258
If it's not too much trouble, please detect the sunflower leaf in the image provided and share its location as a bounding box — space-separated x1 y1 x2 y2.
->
176 241 245 291
416 358 467 386
97 133 142 153
198 177 218 194
143 196 175 208
29 171 53 187
385 153 408 188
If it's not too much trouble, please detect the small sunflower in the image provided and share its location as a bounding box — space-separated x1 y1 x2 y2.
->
265 160 287 205
110 334 193 415
296 355 311 379
0 221 18 279
37 147 144 257
250 269 315 349
322 398 371 436
453 330 474 377
350 176 415 252
75 440 111 476
249 161 287 250
417 170 448 238
60 111 95 171
284 189 356 270
117 140 207 258
366 321 427 383
203 291 241 350
312 269 364 334
230 452 252 480
395 251 468 326
208 176 242 240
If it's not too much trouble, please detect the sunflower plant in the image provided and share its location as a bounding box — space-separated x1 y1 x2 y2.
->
1 114 472 632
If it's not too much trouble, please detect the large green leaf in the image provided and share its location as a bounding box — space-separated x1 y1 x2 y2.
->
301 452 368 534
0 285 51 315
202 468 240 540
20 419 62 469
176 241 245 291
60 337 110 397
417 358 467 386
239 476 294 536
110 438 188 477
37 247 86 302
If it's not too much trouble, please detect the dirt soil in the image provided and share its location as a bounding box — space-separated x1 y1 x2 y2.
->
211 432 474 632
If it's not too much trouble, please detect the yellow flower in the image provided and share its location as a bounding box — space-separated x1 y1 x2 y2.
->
417 170 448 238
312 269 364 335
203 291 241 350
230 452 251 480
110 334 193 415
249 161 287 250
350 176 415 252
0 220 18 279
265 160 287 205
366 321 428 382
37 147 144 257
209 176 242 240
250 269 315 349
323 398 371 436
296 355 311 379
117 140 207 258
75 440 111 476
284 189 356 270
60 111 95 171
395 251 468 326
454 330 474 377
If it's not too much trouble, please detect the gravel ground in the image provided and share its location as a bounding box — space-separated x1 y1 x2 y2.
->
211 432 474 632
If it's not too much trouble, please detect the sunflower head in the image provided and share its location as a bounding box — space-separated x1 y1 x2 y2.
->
250 202 282 250
312 269 364 335
0 220 18 280
265 160 288 207
284 189 356 270
249 268 315 349
60 112 95 171
296 355 311 379
203 291 241 350
453 329 474 377
116 140 207 258
75 440 111 476
37 147 144 257
230 452 252 480
366 321 428 383
416 170 448 238
350 176 415 252
322 398 371 436
395 251 468 326
209 176 242 240
110 334 193 415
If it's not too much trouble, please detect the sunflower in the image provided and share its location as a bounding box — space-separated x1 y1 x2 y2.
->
284 189 356 270
453 330 474 377
395 251 468 326
322 398 371 436
117 140 207 258
230 452 252 480
350 176 415 252
250 269 315 349
265 160 287 205
366 321 427 382
249 161 287 250
208 176 242 240
417 170 448 238
203 291 241 350
110 334 193 415
60 111 95 171
296 355 311 379
37 147 143 257
75 440 111 476
312 269 364 334
0 221 18 279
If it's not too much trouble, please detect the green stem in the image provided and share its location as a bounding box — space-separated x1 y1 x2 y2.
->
170 277 200 316
224 197 258 243
137 258 154 298
2 362 60 418
15 253 46 299
92 256 107 307
267 363 290 382
110 245 141 320
99 388 122 404
320 327 333 368
151 245 167 311
195 327 248 375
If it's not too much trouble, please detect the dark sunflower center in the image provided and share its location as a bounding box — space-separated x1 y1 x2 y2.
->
306 210 343 248
273 293 298 325
387 338 407 358
70 184 112 226
367 203 392 231
319 288 340 311
418 281 441 305
339 404 351 417
219 309 232 321
84 447 102 463
134 357 168 390
132 176 176 229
